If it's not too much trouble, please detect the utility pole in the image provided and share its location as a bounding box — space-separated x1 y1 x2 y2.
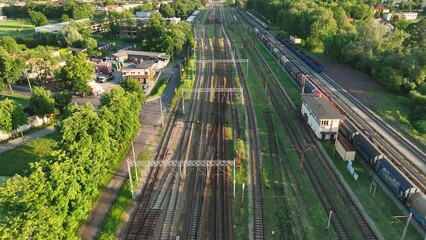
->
23 68 33 93
289 141 314 169
401 212 413 240
160 97 164 127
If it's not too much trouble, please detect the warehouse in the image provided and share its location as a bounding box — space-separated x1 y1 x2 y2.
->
301 94 342 140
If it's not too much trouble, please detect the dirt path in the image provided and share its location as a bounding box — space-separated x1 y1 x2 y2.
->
311 55 386 107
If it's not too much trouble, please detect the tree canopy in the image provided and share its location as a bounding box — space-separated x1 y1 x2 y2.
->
0 85 143 238
57 53 94 95
29 87 56 117
0 99 27 132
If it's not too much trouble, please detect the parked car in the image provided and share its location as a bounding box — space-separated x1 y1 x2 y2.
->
97 74 107 83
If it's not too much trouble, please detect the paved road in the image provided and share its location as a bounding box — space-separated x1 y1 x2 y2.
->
79 65 181 240
0 126 56 154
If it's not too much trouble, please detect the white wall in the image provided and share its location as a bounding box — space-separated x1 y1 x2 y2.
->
0 116 51 141
301 102 340 140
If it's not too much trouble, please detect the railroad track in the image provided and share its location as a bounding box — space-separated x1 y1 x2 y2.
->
232 8 378 239
244 8 426 192
225 9 266 239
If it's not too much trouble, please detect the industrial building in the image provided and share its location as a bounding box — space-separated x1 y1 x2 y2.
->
301 94 342 140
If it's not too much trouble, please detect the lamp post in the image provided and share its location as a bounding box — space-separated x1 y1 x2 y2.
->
23 68 33 93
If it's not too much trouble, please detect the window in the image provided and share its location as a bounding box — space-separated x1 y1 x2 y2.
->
321 120 329 126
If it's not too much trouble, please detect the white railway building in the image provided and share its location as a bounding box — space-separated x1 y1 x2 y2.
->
301 94 342 140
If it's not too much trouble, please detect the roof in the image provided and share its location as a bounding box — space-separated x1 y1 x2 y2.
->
337 137 356 151
376 158 414 192
186 15 196 23
123 60 155 70
34 19 89 32
302 94 342 119
113 50 169 59
374 4 389 10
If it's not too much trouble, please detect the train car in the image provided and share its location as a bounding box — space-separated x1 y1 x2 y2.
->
375 158 417 201
280 55 289 66
304 80 318 94
407 192 426 229
262 35 269 44
290 66 302 79
295 72 304 87
353 134 384 166
296 51 324 73
284 60 294 72
272 48 281 58
339 119 360 139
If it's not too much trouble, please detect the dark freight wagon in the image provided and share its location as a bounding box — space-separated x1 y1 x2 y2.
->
375 158 417 201
353 134 383 166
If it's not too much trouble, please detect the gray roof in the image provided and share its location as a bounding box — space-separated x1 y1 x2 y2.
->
113 50 170 59
302 94 342 119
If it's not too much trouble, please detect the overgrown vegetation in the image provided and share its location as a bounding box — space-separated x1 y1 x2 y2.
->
0 85 144 238
246 0 426 136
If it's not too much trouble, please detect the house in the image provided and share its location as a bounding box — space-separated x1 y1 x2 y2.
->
373 4 390 14
290 36 301 44
166 17 181 24
34 19 90 33
301 94 343 140
121 61 156 85
107 50 170 70
135 10 159 19
396 12 418 20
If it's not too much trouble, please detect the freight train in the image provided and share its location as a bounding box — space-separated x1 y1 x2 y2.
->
254 28 322 95
244 11 269 30
340 120 426 229
253 20 426 231
275 35 324 73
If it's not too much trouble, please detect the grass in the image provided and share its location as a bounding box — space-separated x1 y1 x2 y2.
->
148 77 169 97
0 131 60 176
0 18 34 37
0 92 30 107
323 143 423 239
225 17 422 239
367 90 426 153
227 24 335 239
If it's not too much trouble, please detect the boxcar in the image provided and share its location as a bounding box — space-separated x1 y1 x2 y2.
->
353 134 383 166
304 80 318 93
340 119 359 139
375 158 417 201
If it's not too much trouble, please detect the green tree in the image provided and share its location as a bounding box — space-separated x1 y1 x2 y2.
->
72 3 94 20
53 92 72 115
60 14 71 22
57 53 94 96
120 77 145 101
141 12 166 51
0 99 27 132
60 24 83 47
28 11 49 27
0 47 26 93
100 88 140 145
0 36 20 53
159 4 175 18
29 87 55 117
